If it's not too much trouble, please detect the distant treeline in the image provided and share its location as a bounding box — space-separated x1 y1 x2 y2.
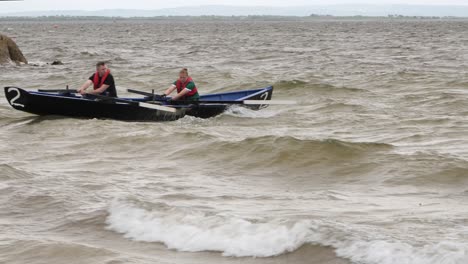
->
0 15 467 22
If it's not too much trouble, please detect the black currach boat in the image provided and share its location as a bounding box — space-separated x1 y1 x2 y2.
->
3 86 274 122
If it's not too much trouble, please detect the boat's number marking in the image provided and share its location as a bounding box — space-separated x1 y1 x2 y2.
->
8 88 25 108
259 92 268 108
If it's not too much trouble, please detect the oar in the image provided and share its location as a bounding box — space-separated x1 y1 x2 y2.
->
90 94 177 113
38 85 78 93
127 88 159 97
172 99 295 105
127 89 294 105
38 89 78 93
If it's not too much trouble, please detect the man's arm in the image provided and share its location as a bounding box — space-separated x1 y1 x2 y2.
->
86 84 110 95
78 80 93 95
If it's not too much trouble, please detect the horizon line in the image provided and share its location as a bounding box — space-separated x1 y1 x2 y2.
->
2 4 468 17
2 3 468 12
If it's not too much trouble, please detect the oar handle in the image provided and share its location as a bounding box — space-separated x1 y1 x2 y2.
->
127 88 166 100
89 93 177 113
38 89 78 93
88 94 137 105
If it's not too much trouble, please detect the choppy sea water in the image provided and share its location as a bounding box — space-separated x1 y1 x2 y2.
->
1 18 468 264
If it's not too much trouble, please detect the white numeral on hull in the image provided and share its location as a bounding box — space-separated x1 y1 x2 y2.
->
8 88 25 108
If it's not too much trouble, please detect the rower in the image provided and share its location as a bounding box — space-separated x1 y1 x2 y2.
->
160 68 199 102
77 61 117 97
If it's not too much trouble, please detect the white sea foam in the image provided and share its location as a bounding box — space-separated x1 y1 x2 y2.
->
336 240 468 264
106 201 468 263
106 201 311 257
223 105 282 118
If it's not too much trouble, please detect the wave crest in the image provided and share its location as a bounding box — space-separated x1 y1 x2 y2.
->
106 201 468 263
106 201 313 257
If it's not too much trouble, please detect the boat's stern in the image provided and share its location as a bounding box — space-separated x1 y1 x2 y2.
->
242 86 274 110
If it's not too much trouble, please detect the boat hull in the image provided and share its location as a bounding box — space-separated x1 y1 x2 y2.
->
4 86 274 122
4 87 185 121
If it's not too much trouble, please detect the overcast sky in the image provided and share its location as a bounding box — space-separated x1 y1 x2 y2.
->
1 0 467 12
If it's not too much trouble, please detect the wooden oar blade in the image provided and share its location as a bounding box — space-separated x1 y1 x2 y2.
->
189 100 295 105
92 93 177 113
242 100 296 105
139 102 177 113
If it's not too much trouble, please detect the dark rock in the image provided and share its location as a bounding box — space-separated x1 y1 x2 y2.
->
51 60 63 65
0 34 28 65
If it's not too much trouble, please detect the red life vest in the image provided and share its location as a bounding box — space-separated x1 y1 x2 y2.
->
93 69 110 90
175 76 198 97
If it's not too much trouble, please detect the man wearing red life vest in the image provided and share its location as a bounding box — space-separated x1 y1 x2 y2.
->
161 68 199 101
77 61 117 97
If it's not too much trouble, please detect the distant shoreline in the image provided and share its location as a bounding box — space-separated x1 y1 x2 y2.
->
2 4 468 18
1 15 468 22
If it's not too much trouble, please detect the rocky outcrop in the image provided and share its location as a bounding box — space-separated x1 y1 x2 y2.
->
0 34 28 65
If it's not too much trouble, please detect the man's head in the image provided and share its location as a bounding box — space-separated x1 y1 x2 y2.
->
96 61 108 77
179 68 188 83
